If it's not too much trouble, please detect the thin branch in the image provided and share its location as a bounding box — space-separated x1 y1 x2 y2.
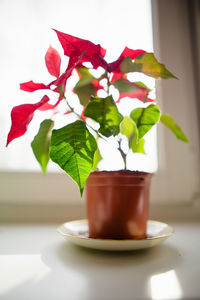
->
64 97 109 143
118 139 127 170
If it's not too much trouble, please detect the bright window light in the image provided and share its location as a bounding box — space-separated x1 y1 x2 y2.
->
0 255 50 296
0 0 156 172
150 270 183 300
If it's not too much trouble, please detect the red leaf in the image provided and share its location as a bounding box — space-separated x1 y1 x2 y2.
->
90 53 109 70
111 72 126 83
38 97 63 111
146 98 155 103
53 29 106 63
54 50 85 88
20 81 49 92
38 103 55 111
81 106 87 120
45 46 61 78
7 95 49 146
120 47 146 60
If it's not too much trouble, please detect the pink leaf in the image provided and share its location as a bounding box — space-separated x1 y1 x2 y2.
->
7 95 49 146
20 81 49 92
45 46 61 78
53 29 106 64
38 103 54 111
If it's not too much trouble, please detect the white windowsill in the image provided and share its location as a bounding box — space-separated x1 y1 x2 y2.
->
0 220 199 300
0 201 200 223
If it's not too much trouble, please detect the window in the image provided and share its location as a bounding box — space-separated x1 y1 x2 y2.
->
151 0 200 204
0 0 155 173
0 0 199 206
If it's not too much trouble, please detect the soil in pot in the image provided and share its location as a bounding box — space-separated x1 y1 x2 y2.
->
86 170 152 240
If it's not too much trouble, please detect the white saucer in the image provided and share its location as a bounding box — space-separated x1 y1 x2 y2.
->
57 219 174 251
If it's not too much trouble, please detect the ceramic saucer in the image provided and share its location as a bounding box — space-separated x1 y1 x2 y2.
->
57 219 174 251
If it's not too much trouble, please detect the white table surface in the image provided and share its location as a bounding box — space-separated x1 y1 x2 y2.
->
0 221 199 300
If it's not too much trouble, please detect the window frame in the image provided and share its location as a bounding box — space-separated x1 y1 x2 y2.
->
150 0 200 205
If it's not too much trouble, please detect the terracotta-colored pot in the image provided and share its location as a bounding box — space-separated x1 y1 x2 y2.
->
86 171 152 240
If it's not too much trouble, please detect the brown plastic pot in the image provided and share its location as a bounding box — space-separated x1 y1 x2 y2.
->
86 171 152 240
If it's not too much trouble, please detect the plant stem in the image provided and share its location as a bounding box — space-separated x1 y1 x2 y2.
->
105 72 111 95
105 72 127 170
118 140 127 170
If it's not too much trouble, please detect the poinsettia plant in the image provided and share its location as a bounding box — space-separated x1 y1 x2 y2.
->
7 29 189 195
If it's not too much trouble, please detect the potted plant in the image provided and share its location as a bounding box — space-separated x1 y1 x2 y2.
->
7 29 189 239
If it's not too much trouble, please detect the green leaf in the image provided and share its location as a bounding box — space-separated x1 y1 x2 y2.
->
120 116 136 140
84 96 123 137
31 119 54 174
74 68 96 106
75 84 95 106
131 138 145 154
76 68 94 87
50 120 97 195
134 81 151 91
113 78 149 102
57 85 65 99
113 78 138 93
120 116 145 154
130 105 160 140
92 147 102 170
120 56 133 73
160 114 189 143
121 53 177 79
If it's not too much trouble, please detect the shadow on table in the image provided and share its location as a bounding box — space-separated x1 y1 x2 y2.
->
41 240 182 300
54 241 181 269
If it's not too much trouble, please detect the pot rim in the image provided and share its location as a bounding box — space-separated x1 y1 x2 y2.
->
90 170 154 177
